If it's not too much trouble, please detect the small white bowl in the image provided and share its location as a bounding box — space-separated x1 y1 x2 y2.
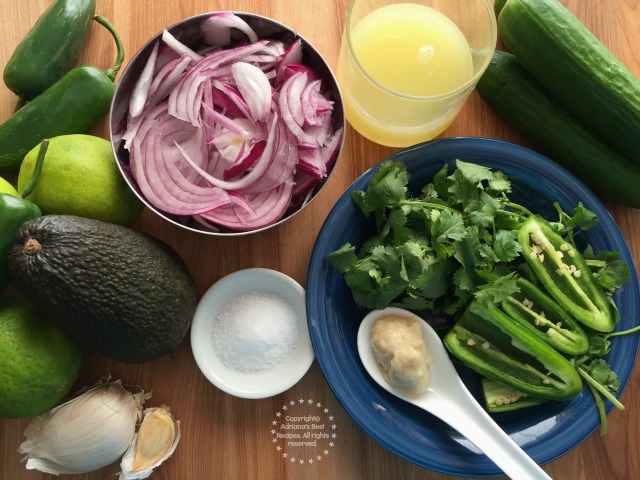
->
190 268 314 399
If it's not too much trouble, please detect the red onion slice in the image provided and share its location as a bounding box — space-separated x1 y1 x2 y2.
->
231 62 272 122
162 30 203 63
199 179 294 231
201 12 259 47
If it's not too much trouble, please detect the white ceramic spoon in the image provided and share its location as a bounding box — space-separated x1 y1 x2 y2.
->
357 307 552 480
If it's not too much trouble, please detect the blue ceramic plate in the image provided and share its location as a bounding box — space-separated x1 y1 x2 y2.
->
306 137 640 477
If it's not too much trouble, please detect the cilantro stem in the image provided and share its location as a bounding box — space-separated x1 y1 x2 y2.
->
585 259 608 269
399 199 461 214
584 380 608 435
577 366 625 410
607 324 640 338
503 201 534 218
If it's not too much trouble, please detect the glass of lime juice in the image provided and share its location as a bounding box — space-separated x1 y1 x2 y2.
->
337 0 497 147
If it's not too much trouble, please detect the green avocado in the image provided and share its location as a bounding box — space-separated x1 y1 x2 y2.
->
8 215 197 364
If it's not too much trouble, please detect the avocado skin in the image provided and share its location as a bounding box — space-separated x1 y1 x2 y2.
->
8 215 197 364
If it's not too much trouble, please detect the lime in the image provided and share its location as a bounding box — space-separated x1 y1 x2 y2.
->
0 176 17 196
18 134 144 226
0 296 82 419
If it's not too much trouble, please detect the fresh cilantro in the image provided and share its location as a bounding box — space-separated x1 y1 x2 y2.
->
582 248 632 294
576 358 623 436
492 229 522 263
571 323 640 435
351 160 409 215
549 202 599 246
473 271 520 307
327 159 636 435
327 160 628 318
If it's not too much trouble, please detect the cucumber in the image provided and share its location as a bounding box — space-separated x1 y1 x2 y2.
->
498 0 640 163
477 51 640 207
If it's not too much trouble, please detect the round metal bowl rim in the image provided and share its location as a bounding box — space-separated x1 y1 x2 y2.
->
109 11 346 236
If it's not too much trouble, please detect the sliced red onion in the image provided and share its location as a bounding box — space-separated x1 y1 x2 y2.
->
123 12 341 232
275 38 303 85
278 72 318 148
174 115 279 192
201 12 259 47
282 63 319 82
211 81 253 119
129 41 159 118
301 79 333 126
161 30 203 63
199 180 294 231
231 62 272 122
202 102 251 138
236 113 299 195
169 41 270 125
298 149 325 179
223 140 266 180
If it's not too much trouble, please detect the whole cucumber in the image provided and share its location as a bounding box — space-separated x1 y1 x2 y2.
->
3 0 96 100
477 51 640 207
498 0 640 164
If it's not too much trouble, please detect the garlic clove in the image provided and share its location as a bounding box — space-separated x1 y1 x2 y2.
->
19 379 150 475
119 405 181 480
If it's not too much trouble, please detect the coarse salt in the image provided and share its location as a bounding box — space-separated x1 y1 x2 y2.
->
211 291 299 373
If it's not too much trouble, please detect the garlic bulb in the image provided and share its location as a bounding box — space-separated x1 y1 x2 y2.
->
119 405 181 479
19 379 150 475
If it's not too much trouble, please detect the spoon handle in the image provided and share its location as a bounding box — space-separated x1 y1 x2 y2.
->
429 380 552 480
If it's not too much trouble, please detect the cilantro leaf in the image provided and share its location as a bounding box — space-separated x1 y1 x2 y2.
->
430 209 466 246
553 201 598 233
431 163 449 198
342 258 406 309
473 271 519 307
583 249 631 293
455 160 494 185
352 160 409 215
487 170 511 194
326 243 358 272
587 359 620 392
492 229 522 263
410 258 450 300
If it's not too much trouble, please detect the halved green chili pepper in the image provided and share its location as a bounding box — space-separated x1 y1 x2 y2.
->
0 140 48 292
443 301 583 401
501 277 589 356
481 377 546 413
518 216 618 332
3 0 96 102
0 16 123 172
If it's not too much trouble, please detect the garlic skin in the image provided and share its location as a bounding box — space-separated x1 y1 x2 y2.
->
119 406 181 480
19 380 150 475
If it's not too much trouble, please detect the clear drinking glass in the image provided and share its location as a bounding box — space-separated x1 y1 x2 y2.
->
336 0 497 147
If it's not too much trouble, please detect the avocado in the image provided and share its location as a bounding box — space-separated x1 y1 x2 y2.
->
8 215 197 364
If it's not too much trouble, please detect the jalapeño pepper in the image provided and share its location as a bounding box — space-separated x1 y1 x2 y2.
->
518 216 618 332
481 377 546 413
3 0 96 101
0 16 124 172
501 277 589 356
443 301 582 401
0 140 48 292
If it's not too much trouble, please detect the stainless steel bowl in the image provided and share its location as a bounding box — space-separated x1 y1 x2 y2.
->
109 12 345 235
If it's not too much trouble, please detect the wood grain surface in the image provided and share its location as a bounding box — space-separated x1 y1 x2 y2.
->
1 1 639 479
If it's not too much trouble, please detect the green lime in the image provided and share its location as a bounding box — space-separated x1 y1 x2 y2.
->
18 134 144 226
0 296 82 419
0 176 17 196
